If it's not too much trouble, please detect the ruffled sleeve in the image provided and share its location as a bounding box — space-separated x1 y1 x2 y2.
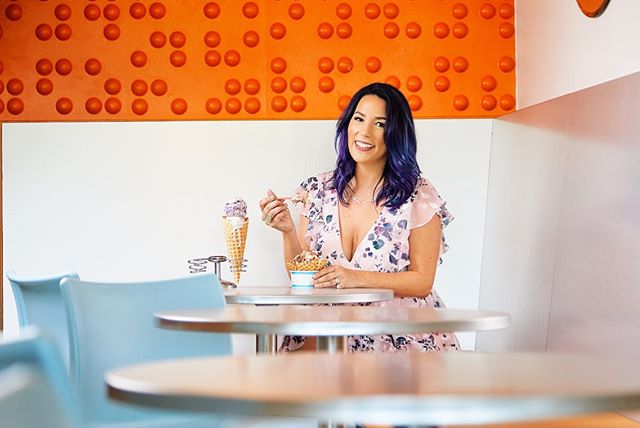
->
292 173 330 242
408 178 454 259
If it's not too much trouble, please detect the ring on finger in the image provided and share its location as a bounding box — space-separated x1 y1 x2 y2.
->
264 214 272 223
334 278 339 286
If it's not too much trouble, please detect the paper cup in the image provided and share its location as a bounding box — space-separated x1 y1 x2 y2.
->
290 270 316 288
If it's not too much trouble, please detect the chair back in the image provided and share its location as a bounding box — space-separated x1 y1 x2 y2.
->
7 271 79 371
60 273 232 426
0 327 82 428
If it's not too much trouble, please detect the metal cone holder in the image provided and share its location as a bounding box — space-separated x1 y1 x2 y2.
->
187 255 237 288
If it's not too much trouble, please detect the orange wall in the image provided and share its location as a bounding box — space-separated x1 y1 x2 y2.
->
0 0 515 121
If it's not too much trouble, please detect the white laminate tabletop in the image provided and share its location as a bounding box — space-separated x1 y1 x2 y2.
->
223 286 393 305
155 306 510 336
107 352 640 426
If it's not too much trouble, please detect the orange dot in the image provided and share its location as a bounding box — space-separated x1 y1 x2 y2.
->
150 79 168 96
269 23 286 40
452 3 468 19
336 23 352 39
103 4 120 21
104 97 122 114
271 96 287 113
385 75 400 89
204 31 221 48
407 95 422 111
56 97 73 115
434 56 450 72
317 22 333 39
35 24 53 40
481 94 497 111
499 3 515 19
131 79 148 96
170 50 187 67
365 56 382 73
336 56 353 73
7 98 24 115
225 97 241 114
406 76 422 92
434 76 450 92
452 56 469 72
204 50 221 66
290 77 306 93
453 95 469 111
271 77 287 93
243 31 260 47
318 57 334 74
130 2 146 19
36 78 53 95
433 22 449 39
150 31 167 48
225 78 241 95
104 78 121 94
290 95 306 112
364 3 380 19
384 22 399 39
7 78 23 95
104 23 120 40
203 2 220 19
131 98 148 115
480 75 497 92
5 4 22 21
55 24 72 41
288 3 305 20
55 4 72 21
171 98 188 115
84 58 102 76
170 31 186 48
85 97 102 114
55 58 72 76
405 22 421 39
84 4 101 21
383 3 399 19
36 59 53 76
242 2 259 18
224 50 241 66
452 22 468 38
149 2 166 19
500 94 515 110
337 95 351 111
130 50 148 68
318 76 335 93
498 22 515 38
244 97 261 114
480 3 496 19
498 56 515 72
270 57 287 74
336 3 352 19
205 98 222 114
244 78 260 95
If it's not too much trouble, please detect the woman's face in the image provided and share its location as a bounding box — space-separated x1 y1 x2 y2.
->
347 94 388 169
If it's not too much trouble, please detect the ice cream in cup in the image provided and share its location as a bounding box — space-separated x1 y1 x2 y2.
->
286 250 329 288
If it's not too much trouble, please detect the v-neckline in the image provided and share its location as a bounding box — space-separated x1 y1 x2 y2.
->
335 193 384 263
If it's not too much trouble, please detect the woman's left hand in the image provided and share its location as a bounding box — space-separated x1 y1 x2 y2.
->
313 265 358 289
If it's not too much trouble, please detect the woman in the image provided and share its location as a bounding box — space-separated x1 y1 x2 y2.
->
259 82 459 352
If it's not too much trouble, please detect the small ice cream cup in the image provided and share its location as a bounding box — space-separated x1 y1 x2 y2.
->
290 270 316 288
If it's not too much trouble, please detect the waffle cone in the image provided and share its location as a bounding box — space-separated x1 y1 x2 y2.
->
222 217 248 284
286 258 328 272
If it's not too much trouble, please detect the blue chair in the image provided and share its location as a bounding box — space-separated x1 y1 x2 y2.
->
0 327 82 428
7 270 79 372
60 274 234 427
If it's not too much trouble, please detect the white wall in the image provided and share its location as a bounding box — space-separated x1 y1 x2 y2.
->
2 119 492 350
516 0 640 109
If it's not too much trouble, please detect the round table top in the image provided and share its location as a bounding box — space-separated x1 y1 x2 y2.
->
107 352 640 426
223 286 393 305
155 306 510 336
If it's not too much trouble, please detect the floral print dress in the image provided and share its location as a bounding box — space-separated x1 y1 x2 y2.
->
280 171 460 353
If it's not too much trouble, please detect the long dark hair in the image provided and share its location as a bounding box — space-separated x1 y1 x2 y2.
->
331 82 421 209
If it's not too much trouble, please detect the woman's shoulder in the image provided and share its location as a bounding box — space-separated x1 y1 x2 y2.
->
299 171 333 190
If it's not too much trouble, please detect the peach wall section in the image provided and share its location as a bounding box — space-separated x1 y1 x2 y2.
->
0 0 514 120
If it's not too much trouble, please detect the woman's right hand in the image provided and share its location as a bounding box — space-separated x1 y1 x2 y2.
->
259 189 295 233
